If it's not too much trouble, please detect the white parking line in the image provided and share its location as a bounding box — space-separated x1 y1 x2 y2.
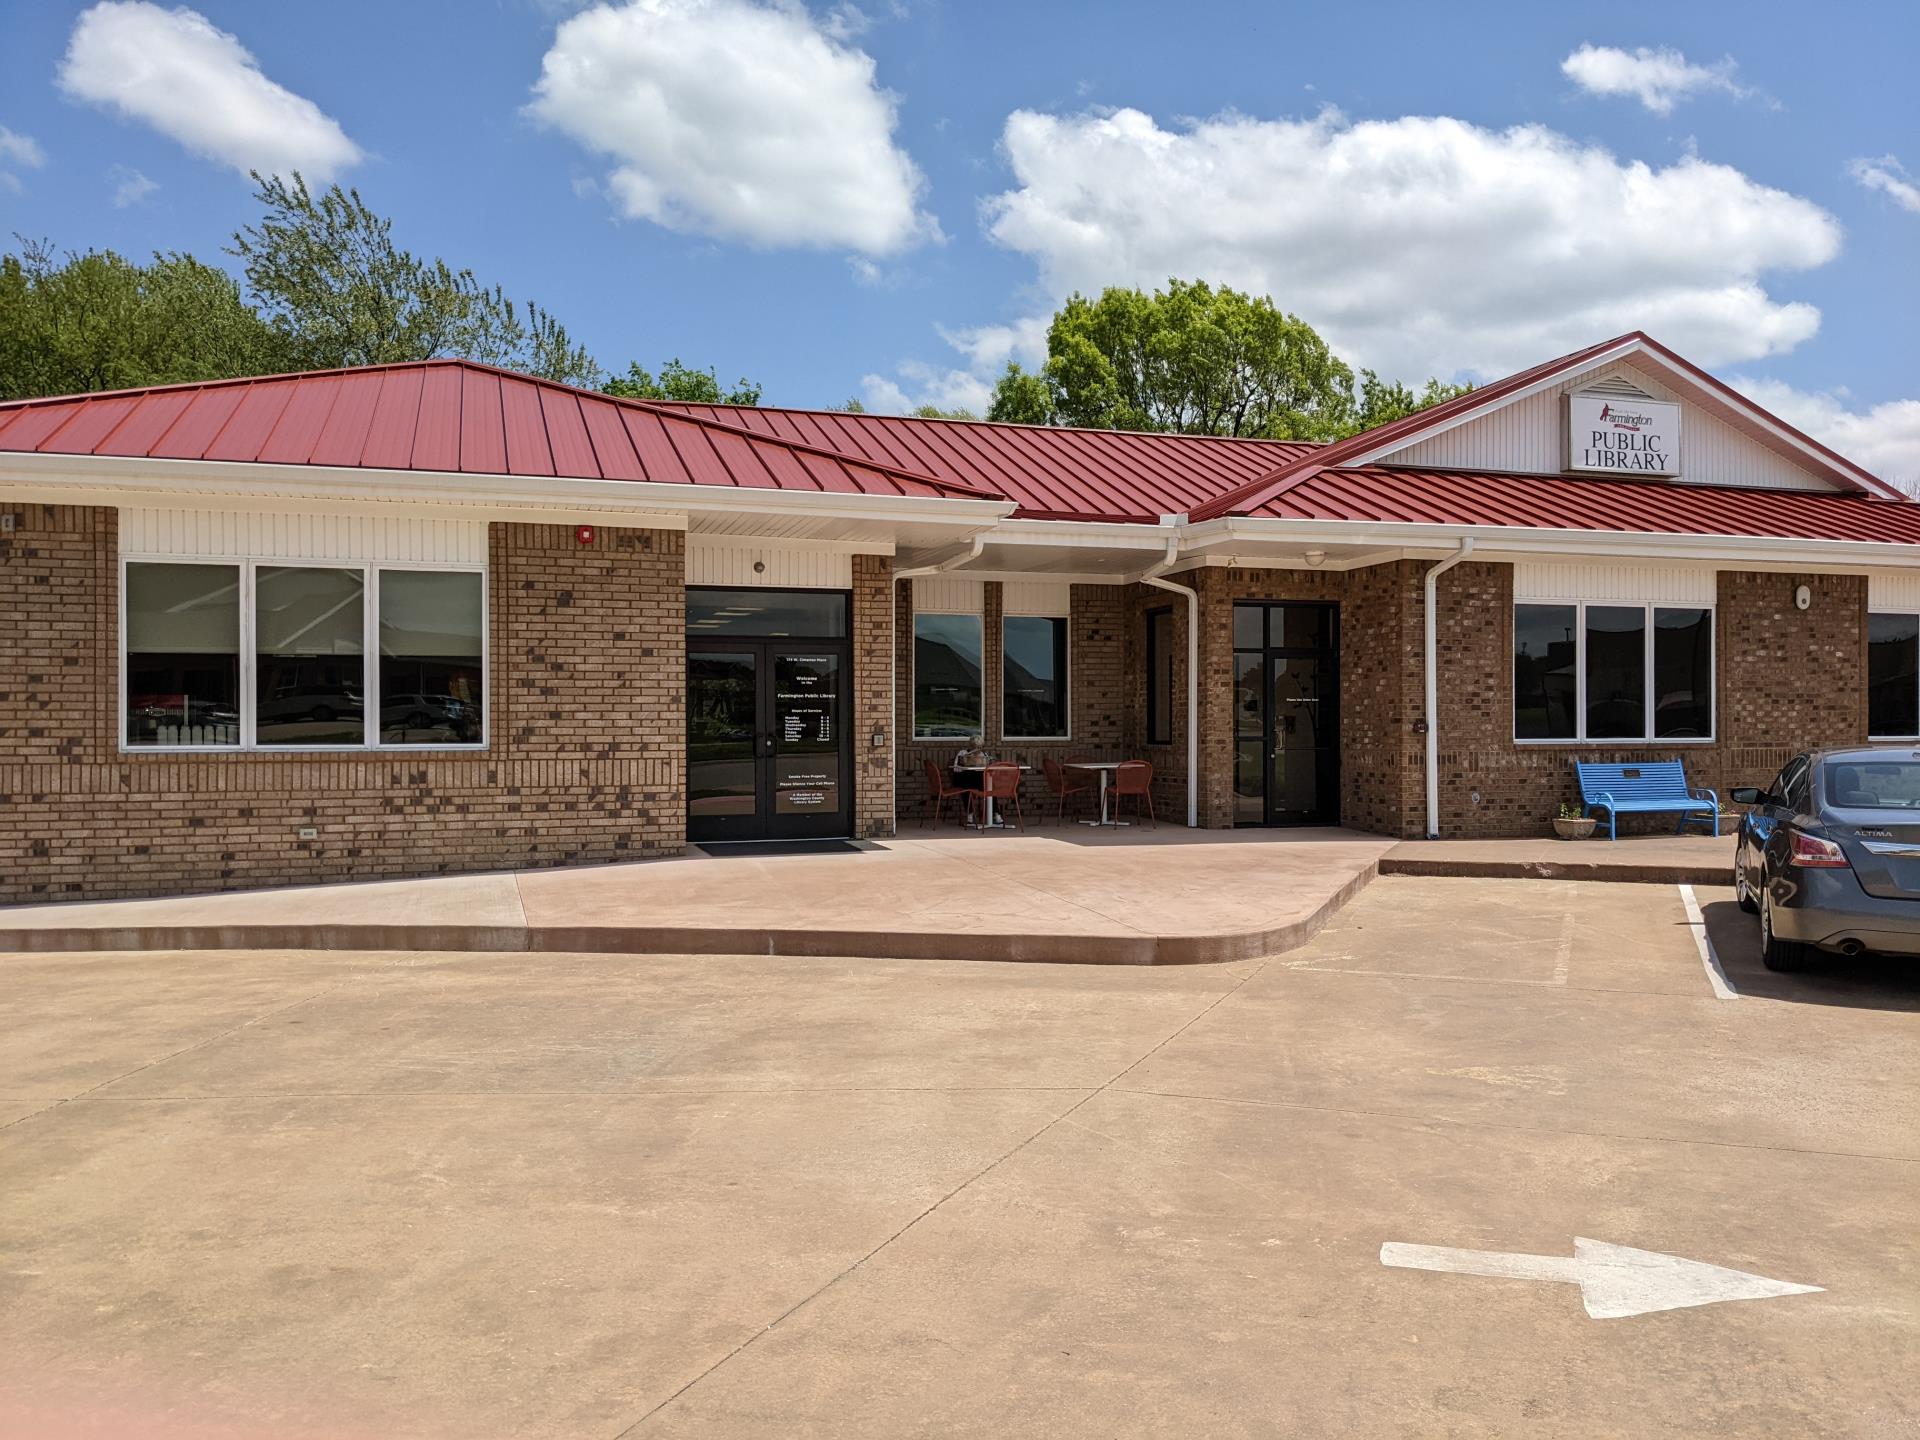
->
1679 883 1739 1000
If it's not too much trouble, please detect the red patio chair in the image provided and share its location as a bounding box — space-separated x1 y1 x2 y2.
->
1113 760 1156 828
971 761 1024 831
1041 755 1090 826
922 758 972 831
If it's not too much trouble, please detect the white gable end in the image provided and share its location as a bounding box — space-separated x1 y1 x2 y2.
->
1387 358 1840 493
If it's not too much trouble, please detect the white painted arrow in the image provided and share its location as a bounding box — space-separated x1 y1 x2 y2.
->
1380 1237 1822 1319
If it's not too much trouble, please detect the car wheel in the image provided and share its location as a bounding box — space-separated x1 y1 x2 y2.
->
1759 883 1807 973
407 711 430 729
1734 848 1758 914
310 705 335 724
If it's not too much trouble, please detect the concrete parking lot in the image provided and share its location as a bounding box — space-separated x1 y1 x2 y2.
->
3 876 1917 1438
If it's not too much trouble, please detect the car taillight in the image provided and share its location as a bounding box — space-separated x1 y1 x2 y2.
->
1788 832 1850 868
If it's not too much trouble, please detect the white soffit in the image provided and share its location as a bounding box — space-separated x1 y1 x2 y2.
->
120 506 486 563
687 541 855 589
1514 561 1714 606
1001 580 1072 616
914 575 985 613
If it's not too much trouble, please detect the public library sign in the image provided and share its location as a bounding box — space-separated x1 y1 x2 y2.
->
1567 393 1681 476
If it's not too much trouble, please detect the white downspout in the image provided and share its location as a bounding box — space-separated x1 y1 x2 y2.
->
1138 533 1200 828
889 536 987 835
1422 537 1474 840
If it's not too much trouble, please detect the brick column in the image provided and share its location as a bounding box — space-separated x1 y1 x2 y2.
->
851 552 894 838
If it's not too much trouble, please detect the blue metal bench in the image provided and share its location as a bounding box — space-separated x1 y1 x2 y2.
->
1573 761 1719 841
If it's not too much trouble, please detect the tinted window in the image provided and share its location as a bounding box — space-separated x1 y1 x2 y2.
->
687 589 847 637
255 566 365 746
1782 757 1811 812
125 562 241 747
1003 614 1068 738
1652 607 1712 739
1584 606 1646 739
378 569 484 745
913 613 982 738
1826 759 1920 809
1232 604 1264 650
1869 613 1920 737
1514 604 1577 739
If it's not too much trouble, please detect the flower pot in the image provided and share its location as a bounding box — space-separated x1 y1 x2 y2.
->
1553 816 1597 840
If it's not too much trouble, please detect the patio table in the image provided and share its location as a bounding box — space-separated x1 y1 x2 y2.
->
1066 761 1128 827
951 764 1030 829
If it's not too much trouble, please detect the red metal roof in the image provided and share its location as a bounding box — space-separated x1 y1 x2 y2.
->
0 360 993 502
653 402 1319 521
1258 464 1920 545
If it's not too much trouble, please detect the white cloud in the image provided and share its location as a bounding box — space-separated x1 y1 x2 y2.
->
1849 155 1920 216
1732 377 1920 491
57 2 361 183
0 126 46 169
1561 44 1749 115
859 359 993 416
108 163 158 207
977 107 1835 383
528 0 936 256
0 125 47 192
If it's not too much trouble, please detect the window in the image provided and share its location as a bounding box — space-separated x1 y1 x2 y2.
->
1513 601 1713 742
1869 612 1920 738
122 558 485 751
687 589 847 637
125 562 241 747
913 612 983 739
378 570 485 745
1003 614 1068 738
256 566 365 746
1146 607 1173 745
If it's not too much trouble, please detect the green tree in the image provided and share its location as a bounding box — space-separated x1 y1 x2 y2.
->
229 173 599 386
1347 369 1474 436
988 279 1357 440
911 403 978 421
0 238 290 400
984 362 1053 426
604 358 762 405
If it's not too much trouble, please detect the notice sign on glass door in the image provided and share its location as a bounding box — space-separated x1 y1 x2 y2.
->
775 654 840 814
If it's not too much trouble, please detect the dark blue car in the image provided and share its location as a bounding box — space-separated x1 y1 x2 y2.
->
1732 747 1920 971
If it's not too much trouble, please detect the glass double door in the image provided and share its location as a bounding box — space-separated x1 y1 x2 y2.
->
1233 602 1341 826
687 643 849 842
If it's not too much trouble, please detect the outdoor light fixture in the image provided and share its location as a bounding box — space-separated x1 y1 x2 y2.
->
1305 549 1327 567
1795 584 1812 611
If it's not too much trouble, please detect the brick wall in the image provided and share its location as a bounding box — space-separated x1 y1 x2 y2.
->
894 579 1128 827
1416 562 1867 838
0 507 687 902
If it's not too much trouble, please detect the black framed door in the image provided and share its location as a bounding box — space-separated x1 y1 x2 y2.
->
1232 601 1340 826
686 587 853 843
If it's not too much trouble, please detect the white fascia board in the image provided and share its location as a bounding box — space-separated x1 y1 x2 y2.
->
0 451 1015 531
1198 515 1920 570
988 518 1179 550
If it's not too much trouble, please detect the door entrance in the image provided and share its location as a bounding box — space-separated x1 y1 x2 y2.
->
1232 601 1340 826
686 589 851 843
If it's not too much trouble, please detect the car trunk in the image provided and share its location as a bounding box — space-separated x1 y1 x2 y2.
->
1830 811 1920 900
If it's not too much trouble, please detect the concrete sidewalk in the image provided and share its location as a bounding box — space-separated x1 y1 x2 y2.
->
1382 831 1736 885
0 828 1397 965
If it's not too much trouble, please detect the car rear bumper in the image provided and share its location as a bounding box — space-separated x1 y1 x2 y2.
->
1771 869 1920 957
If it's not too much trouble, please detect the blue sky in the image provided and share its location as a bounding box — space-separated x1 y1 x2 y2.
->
2 0 1917 476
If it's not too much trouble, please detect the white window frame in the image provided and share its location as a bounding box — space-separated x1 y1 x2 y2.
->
1000 612 1072 742
1867 609 1920 741
1512 599 1715 745
911 609 985 741
119 555 489 754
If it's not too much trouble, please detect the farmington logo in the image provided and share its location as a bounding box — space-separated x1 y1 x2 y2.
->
1597 402 1656 431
